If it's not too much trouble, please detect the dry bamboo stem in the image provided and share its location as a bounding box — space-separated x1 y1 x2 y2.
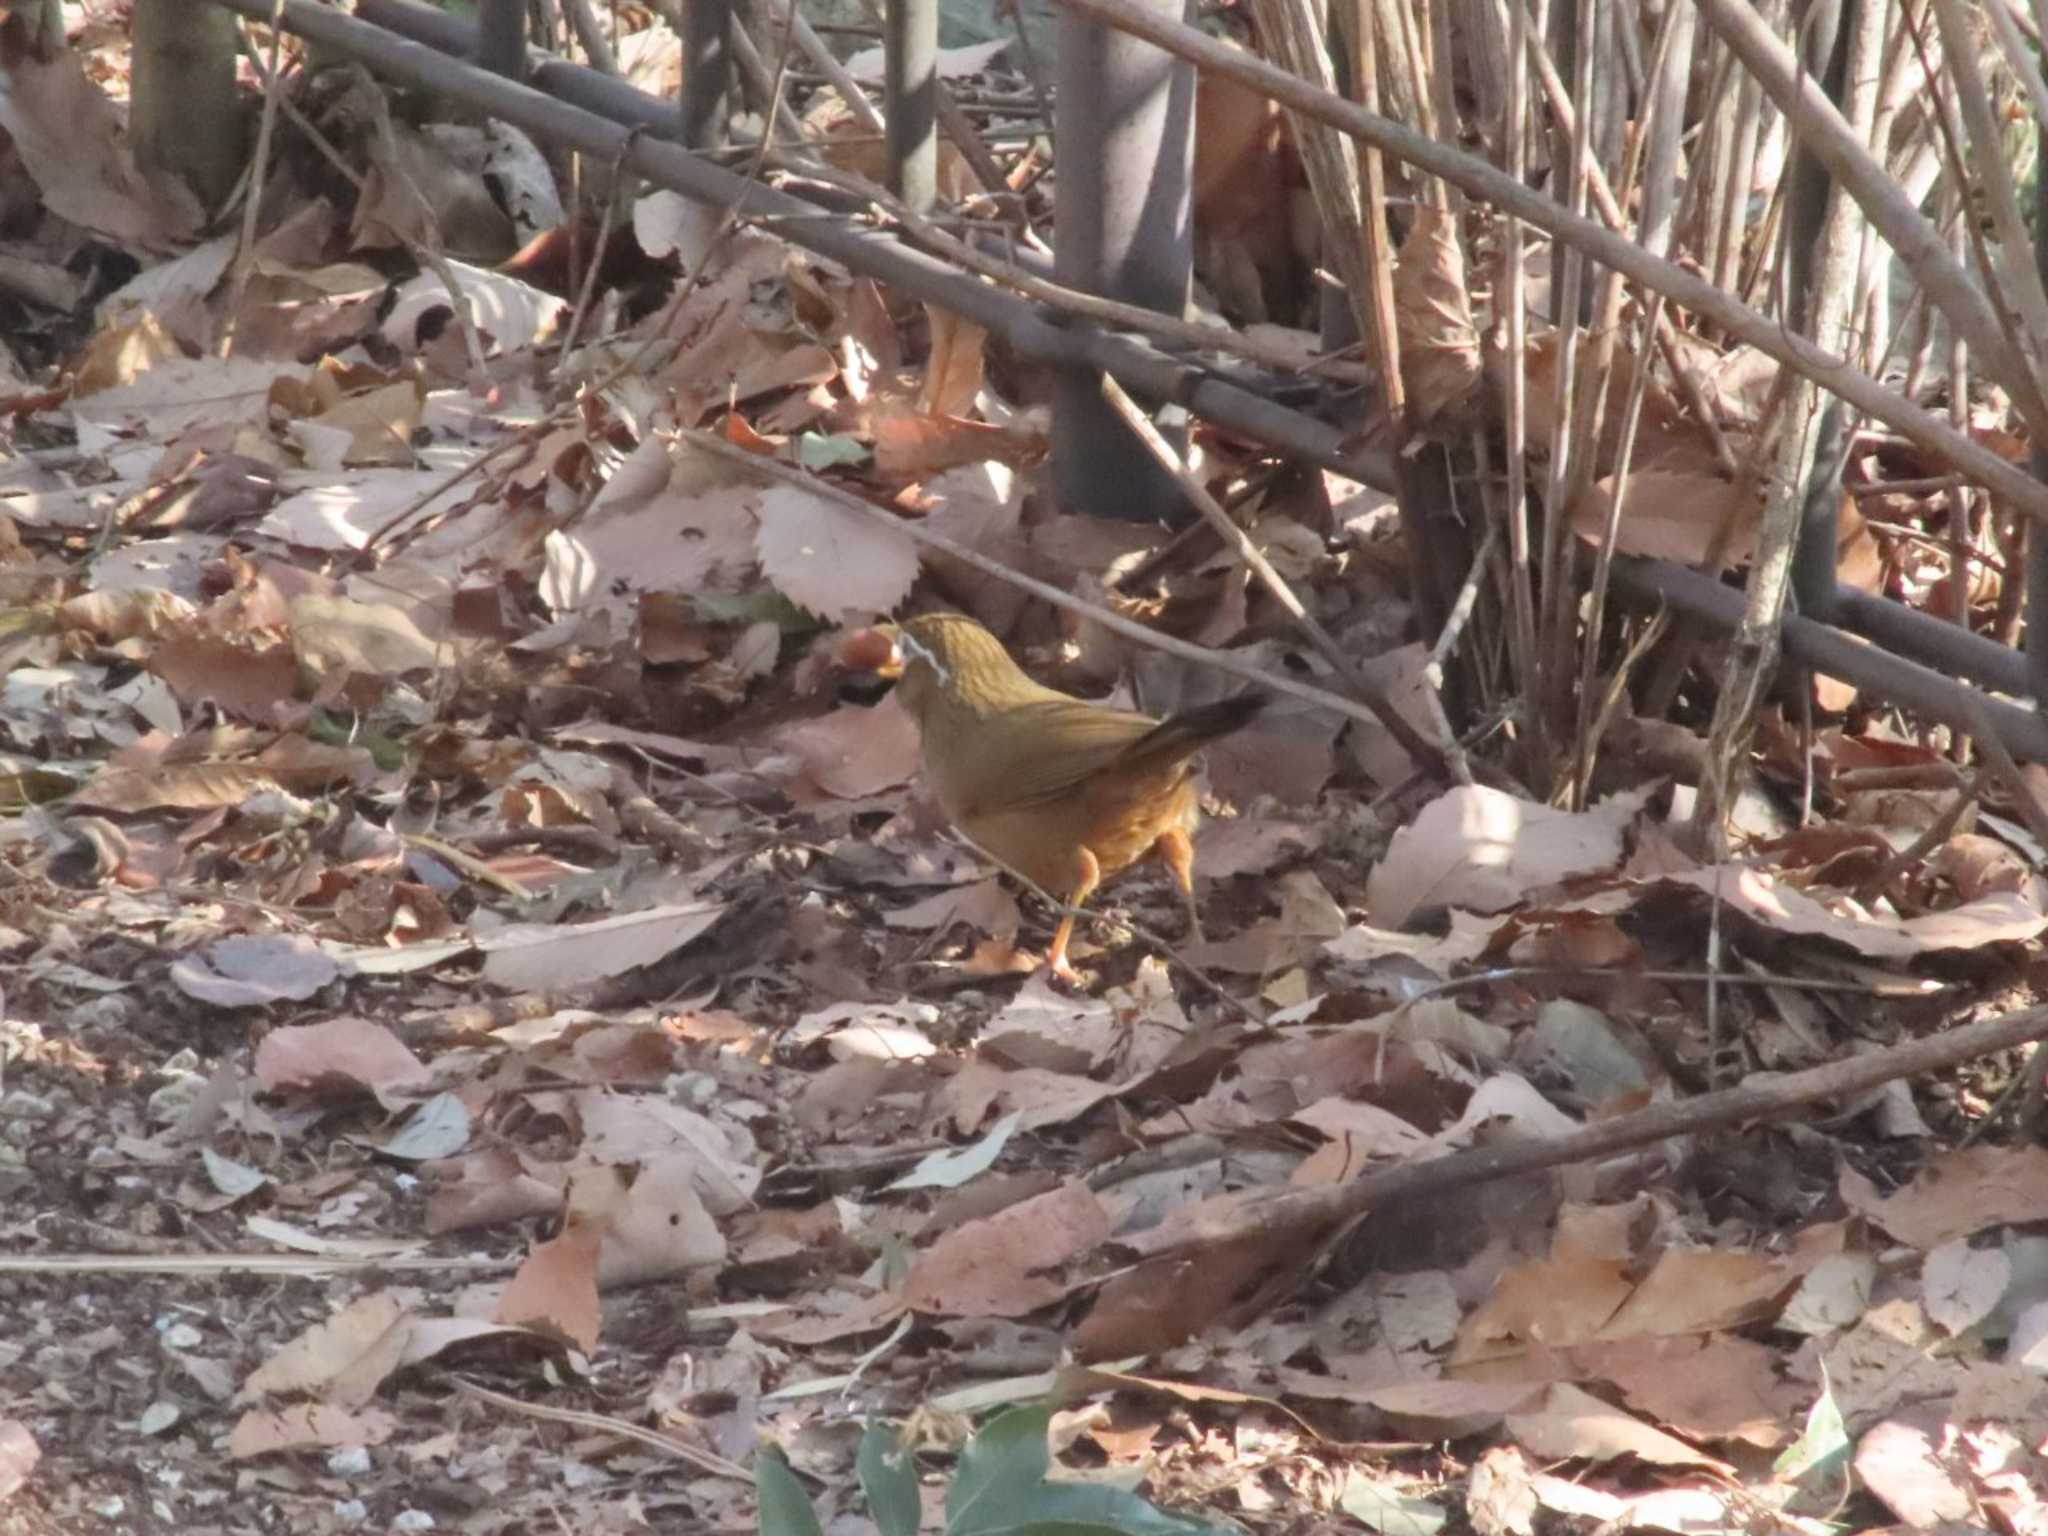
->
1048 0 2048 523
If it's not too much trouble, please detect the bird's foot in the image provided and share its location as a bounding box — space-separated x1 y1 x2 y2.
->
1044 948 1089 988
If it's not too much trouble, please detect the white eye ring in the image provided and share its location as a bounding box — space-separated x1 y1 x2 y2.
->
894 628 952 686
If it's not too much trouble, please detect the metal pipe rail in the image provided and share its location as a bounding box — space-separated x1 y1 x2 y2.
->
215 0 1395 495
207 0 2048 764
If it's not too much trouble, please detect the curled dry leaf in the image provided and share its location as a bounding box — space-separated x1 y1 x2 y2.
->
1661 867 2047 958
1367 785 1650 928
226 1404 399 1460
172 935 341 1009
898 1180 1112 1317
1573 470 1758 568
253 1016 431 1098
1393 204 1484 432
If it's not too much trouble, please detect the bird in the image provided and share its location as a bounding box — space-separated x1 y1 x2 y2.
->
842 612 1266 982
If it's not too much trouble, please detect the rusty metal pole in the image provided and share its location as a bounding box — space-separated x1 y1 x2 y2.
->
1052 0 1198 523
682 0 732 148
475 0 526 76
885 0 940 210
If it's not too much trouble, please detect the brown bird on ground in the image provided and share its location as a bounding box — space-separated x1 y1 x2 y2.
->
843 612 1266 982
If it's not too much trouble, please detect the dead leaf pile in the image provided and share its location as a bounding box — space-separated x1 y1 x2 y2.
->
0 12 2044 1536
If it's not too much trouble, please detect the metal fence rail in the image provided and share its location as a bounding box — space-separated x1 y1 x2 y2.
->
201 0 2048 766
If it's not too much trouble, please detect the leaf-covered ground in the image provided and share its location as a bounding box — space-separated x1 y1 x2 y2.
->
3 7 2048 1534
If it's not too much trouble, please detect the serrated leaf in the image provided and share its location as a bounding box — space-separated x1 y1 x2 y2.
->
754 482 917 621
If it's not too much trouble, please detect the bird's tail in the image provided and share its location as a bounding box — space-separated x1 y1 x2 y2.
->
1113 692 1268 774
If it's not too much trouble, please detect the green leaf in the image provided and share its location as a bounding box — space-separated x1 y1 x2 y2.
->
949 1405 1053 1534
795 432 872 469
689 590 819 633
1336 1469 1447 1536
1775 1366 1849 1487
859 1419 923 1536
755 1444 824 1536
984 1485 1219 1536
948 1408 1218 1536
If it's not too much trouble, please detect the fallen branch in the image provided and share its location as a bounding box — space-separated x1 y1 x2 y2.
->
1095 1002 2048 1268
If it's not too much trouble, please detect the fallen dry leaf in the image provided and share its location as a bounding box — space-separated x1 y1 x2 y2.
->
1369 786 1651 927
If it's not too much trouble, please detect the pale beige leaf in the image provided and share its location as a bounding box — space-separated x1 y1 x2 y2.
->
226 1404 398 1460
477 902 725 991
1573 470 1757 567
1506 1381 1733 1471
899 1181 1112 1317
754 482 918 620
290 593 442 679
254 1017 432 1096
1393 204 1483 430
1368 785 1649 927
237 1294 412 1406
919 306 987 417
1664 867 2047 957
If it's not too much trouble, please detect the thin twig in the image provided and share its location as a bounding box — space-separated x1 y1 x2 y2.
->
361 34 797 561
679 429 1453 753
221 0 291 359
446 1377 751 1479
1095 372 1450 775
1051 0 2048 523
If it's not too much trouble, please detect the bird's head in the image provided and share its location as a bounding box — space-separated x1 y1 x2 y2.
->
837 612 1036 721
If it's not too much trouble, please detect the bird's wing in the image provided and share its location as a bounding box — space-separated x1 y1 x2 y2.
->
951 698 1160 812
1103 694 1266 780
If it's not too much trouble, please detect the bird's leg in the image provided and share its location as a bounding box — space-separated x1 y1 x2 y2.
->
1046 847 1102 984
1156 828 1202 944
